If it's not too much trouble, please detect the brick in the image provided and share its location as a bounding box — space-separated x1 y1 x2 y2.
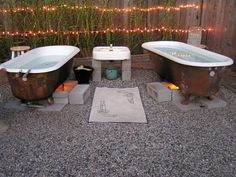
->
69 85 90 105
147 82 171 102
54 97 68 104
92 60 101 70
53 91 69 99
199 96 227 109
122 71 131 81
122 59 131 71
92 71 102 81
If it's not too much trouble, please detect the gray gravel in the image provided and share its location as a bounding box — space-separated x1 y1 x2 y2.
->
0 69 236 177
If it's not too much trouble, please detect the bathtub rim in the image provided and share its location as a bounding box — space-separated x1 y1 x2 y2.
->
0 45 80 73
142 41 234 67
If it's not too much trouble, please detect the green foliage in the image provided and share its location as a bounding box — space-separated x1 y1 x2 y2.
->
0 0 178 60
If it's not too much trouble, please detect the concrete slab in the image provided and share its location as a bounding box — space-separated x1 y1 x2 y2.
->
69 85 90 105
172 100 205 112
38 103 66 112
92 60 102 70
92 71 102 81
122 71 131 81
0 120 8 133
147 82 172 102
54 97 69 104
171 89 185 102
122 59 131 71
4 100 28 111
199 96 227 109
53 91 69 98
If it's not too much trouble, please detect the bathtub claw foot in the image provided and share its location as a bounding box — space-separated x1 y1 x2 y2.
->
206 96 214 100
181 99 190 105
181 94 191 105
47 97 54 105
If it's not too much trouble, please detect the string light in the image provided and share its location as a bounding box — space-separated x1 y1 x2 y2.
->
0 27 212 37
0 3 199 14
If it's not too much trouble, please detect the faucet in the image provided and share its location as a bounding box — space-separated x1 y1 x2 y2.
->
109 44 113 51
22 69 31 81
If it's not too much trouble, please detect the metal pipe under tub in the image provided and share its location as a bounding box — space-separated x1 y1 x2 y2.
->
0 45 80 103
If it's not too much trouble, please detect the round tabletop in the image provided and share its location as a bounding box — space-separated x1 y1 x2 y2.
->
10 46 31 52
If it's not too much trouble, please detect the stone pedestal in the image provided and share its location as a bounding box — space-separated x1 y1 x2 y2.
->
122 60 131 81
147 82 172 102
92 46 131 81
69 85 90 105
92 60 102 81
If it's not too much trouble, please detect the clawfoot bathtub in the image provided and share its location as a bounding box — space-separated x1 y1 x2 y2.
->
0 45 80 102
142 41 234 104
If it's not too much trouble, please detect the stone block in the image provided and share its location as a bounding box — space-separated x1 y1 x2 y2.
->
122 71 131 81
4 100 28 111
53 91 69 98
38 103 66 112
147 82 171 102
92 71 102 81
53 97 68 104
199 96 227 109
122 59 131 71
69 85 90 105
172 100 203 112
171 89 185 102
92 60 101 70
53 89 69 104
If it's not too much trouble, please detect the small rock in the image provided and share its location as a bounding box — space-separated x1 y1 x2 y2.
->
0 120 9 133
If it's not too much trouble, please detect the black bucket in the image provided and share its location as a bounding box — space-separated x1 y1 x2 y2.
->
73 65 93 84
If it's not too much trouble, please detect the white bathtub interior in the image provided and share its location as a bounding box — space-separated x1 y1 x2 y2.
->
0 46 80 73
156 47 218 63
18 55 63 70
142 41 234 67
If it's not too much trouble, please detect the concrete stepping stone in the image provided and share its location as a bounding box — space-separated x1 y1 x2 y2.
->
147 82 172 102
69 84 90 105
38 103 66 112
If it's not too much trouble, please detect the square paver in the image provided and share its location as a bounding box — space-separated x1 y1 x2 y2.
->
69 85 90 105
147 82 172 102
172 100 204 112
199 96 227 109
38 103 66 112
4 100 28 111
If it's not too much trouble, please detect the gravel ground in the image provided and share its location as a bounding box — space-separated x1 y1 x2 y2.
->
0 69 236 177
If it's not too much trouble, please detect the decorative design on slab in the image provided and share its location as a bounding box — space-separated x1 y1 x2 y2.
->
97 100 117 118
97 100 109 114
89 87 147 123
117 90 135 104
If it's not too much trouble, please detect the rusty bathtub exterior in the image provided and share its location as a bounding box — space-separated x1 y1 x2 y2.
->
6 59 73 102
0 45 80 102
142 41 234 103
149 51 226 98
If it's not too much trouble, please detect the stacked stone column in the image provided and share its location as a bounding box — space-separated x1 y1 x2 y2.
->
92 60 102 81
122 59 131 81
